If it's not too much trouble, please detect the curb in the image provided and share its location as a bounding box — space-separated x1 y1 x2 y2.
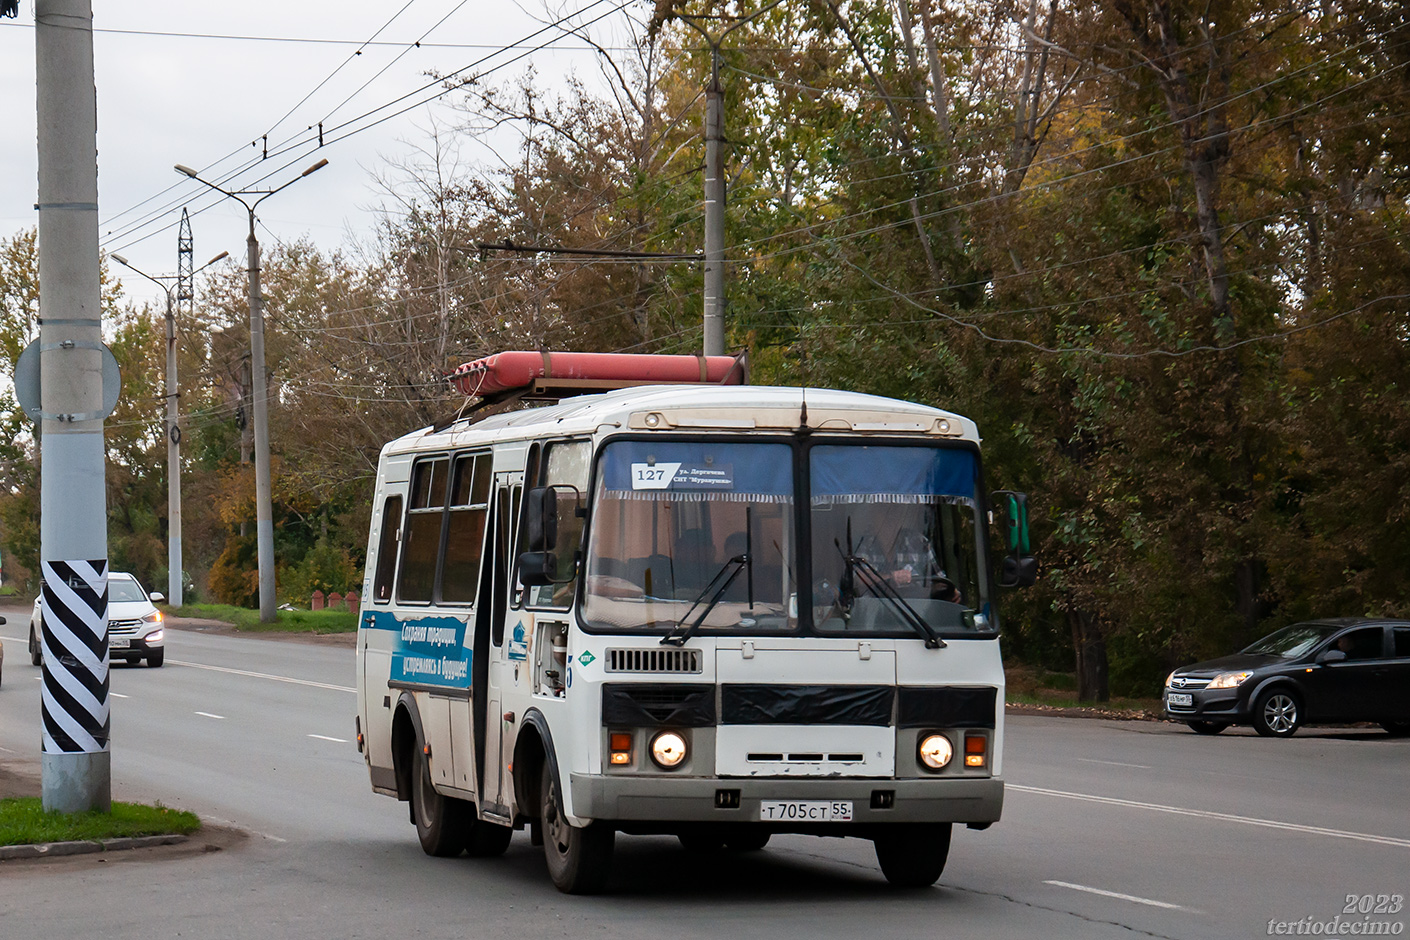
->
0 833 188 861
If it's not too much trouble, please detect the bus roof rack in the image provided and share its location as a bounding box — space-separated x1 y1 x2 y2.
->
434 350 749 431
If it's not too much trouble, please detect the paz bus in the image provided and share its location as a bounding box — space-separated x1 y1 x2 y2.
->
354 351 1036 893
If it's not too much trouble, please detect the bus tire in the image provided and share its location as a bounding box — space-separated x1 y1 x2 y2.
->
541 761 613 893
464 819 513 857
874 823 951 887
412 744 468 857
677 829 724 853
725 829 771 851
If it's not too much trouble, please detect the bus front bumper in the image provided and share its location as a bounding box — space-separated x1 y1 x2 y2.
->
569 773 1003 825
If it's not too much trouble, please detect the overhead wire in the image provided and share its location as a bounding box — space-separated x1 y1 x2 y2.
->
97 0 633 255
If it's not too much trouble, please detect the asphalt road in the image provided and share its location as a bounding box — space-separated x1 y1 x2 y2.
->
1 606 1407 940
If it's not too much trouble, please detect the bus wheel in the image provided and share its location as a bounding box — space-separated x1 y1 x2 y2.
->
677 829 724 853
540 762 613 893
412 745 468 857
724 829 770 851
464 819 513 857
874 823 951 887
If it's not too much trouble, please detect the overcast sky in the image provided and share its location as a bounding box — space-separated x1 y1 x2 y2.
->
0 0 637 311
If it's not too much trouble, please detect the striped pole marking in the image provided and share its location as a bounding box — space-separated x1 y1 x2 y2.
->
40 559 110 754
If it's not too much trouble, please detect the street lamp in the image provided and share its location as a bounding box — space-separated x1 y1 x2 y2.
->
172 158 329 622
111 249 229 608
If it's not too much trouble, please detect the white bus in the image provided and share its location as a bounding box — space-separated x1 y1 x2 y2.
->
354 352 1035 893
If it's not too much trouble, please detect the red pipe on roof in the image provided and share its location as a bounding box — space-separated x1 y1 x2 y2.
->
449 351 744 397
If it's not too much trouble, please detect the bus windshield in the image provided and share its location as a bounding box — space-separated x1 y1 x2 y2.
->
582 438 994 637
583 440 797 633
810 444 988 635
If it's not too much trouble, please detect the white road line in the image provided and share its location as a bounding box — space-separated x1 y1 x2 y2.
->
307 734 347 743
1044 880 1193 911
1011 784 1410 848
202 815 288 843
194 711 226 720
1076 758 1152 769
171 659 354 693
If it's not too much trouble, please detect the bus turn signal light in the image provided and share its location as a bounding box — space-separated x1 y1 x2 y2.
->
964 734 986 768
609 732 633 765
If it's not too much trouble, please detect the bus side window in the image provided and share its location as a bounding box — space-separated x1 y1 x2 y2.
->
510 444 541 610
526 440 589 608
372 494 403 603
397 457 448 603
441 453 492 604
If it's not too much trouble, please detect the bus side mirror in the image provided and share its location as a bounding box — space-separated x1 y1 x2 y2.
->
992 490 1037 588
998 555 1038 588
525 486 558 553
519 551 559 587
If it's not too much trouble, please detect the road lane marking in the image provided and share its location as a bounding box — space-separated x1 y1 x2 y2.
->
203 815 287 843
1044 880 1193 911
307 734 347 743
195 711 226 720
1076 758 1151 769
171 659 354 693
1011 784 1410 848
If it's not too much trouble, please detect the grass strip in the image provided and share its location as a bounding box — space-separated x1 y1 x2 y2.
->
0 798 200 847
166 603 358 634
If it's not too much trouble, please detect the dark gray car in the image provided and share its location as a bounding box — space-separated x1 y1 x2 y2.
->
1163 618 1410 737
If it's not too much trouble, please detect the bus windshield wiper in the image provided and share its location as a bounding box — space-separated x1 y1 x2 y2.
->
661 554 748 647
837 539 945 649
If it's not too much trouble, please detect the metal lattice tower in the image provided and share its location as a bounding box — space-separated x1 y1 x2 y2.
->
176 207 194 311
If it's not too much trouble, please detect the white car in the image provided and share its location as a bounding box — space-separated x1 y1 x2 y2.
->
30 572 165 668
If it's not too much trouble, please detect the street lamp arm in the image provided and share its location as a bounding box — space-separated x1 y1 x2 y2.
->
197 251 230 274
110 254 175 302
251 158 329 213
173 164 251 213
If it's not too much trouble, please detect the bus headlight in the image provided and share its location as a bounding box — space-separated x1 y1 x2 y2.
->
918 734 953 770
650 731 687 769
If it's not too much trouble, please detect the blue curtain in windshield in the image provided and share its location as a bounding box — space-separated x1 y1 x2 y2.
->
600 441 793 502
810 445 976 504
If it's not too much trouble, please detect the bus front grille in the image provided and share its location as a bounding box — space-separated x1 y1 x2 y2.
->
606 648 702 674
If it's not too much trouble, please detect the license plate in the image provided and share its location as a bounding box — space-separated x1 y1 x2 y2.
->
109 638 129 650
759 800 853 822
1167 692 1193 707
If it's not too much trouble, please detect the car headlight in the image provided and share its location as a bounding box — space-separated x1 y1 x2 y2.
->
144 629 164 644
650 731 687 769
142 611 163 623
1208 671 1252 689
1165 671 1177 688
918 733 954 770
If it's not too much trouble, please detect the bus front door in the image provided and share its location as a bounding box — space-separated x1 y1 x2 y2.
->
473 473 521 819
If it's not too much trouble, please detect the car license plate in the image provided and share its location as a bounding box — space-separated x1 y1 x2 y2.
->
109 638 129 650
1167 692 1193 707
759 800 853 822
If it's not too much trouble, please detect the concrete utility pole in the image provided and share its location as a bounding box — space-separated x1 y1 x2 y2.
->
702 56 725 358
676 1 784 357
35 0 109 813
173 159 328 622
111 249 228 609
